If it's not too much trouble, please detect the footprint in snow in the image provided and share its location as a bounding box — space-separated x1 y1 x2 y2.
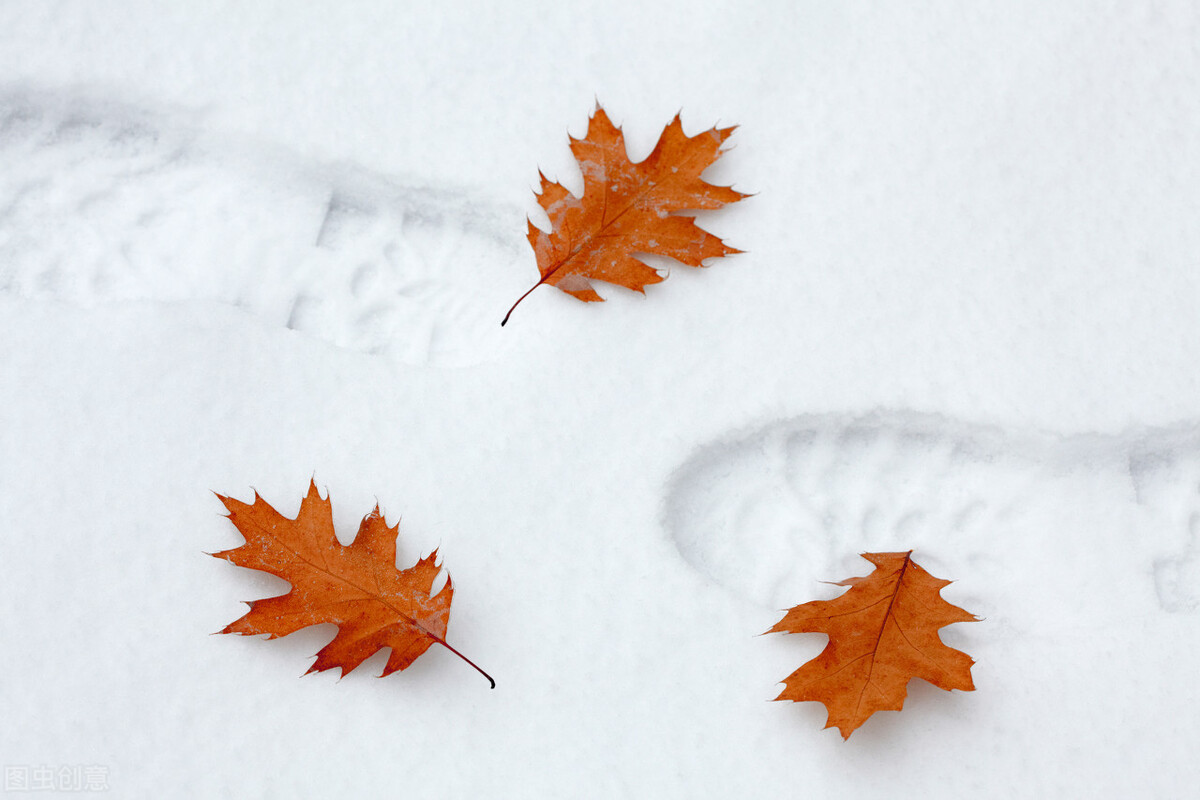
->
0 89 524 366
664 410 1200 615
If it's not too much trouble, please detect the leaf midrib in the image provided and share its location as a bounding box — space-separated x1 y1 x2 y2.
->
246 514 444 644
540 135 716 286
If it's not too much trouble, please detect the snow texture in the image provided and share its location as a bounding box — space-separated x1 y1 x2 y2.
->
2 2 1199 798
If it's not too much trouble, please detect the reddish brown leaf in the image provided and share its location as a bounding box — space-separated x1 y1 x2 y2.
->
767 551 976 738
212 480 493 687
502 104 747 324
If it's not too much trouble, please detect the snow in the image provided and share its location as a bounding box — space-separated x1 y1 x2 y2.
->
2 2 1199 797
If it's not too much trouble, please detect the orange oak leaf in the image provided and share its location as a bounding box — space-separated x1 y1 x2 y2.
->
766 551 976 739
501 104 747 325
212 481 493 687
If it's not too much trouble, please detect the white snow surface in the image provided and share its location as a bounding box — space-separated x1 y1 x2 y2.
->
2 2 1199 797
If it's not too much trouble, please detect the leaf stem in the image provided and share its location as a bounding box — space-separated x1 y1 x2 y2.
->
500 278 546 326
438 640 496 688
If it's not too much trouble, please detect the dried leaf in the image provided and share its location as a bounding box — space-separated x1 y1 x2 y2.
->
767 551 976 738
212 480 493 686
502 104 747 324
